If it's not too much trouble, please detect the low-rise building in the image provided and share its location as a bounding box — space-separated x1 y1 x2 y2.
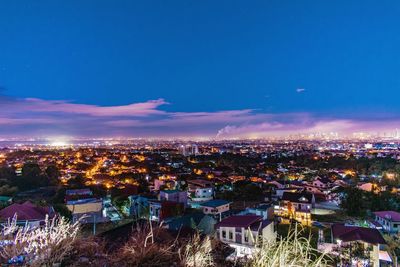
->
215 215 276 259
0 201 55 228
128 195 156 218
373 211 400 234
200 199 231 219
318 224 391 267
237 203 274 220
159 189 188 208
187 179 214 202
279 192 315 224
65 189 105 223
148 200 184 222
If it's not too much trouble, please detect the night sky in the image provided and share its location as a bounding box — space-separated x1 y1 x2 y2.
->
1 1 400 138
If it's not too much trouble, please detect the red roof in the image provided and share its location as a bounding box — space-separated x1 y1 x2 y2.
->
216 215 262 228
374 211 400 221
332 224 386 245
0 201 54 221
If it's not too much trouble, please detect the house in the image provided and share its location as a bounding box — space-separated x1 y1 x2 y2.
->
0 196 12 207
200 199 231 219
159 190 188 208
128 195 156 218
148 200 184 222
358 182 380 192
187 179 214 190
267 181 284 189
311 177 332 190
154 179 176 191
274 187 299 200
373 211 400 234
326 224 390 267
187 179 214 202
103 196 122 222
215 215 276 259
279 192 315 224
0 201 55 228
65 189 105 223
237 203 274 220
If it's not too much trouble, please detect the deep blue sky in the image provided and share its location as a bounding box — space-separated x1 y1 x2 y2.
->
0 1 400 138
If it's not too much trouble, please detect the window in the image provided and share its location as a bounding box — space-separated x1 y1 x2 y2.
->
229 232 233 240
244 234 249 242
222 230 226 238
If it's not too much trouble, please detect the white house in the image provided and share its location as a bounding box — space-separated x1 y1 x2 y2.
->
215 215 276 259
373 211 400 234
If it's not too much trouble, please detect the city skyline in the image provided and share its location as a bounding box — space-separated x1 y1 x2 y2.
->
1 1 400 138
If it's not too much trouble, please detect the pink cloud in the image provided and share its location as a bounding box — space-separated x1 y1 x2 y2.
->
0 94 399 138
1 97 168 117
215 119 379 139
0 117 56 125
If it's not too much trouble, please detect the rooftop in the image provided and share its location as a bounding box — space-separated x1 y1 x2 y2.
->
0 201 54 221
161 189 181 194
216 215 262 228
200 199 231 208
282 192 314 203
66 188 93 196
332 224 386 245
373 211 400 221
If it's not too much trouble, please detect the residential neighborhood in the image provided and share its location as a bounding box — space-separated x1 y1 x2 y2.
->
0 140 398 265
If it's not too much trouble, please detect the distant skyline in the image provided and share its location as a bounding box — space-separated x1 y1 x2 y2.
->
1 1 400 138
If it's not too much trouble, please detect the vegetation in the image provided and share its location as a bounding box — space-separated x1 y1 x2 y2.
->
340 187 400 217
248 226 329 267
0 215 80 266
217 180 264 201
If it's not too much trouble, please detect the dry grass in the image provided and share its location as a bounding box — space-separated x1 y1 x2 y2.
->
248 225 329 267
110 223 177 267
0 215 80 266
0 215 330 267
64 236 108 266
179 233 214 267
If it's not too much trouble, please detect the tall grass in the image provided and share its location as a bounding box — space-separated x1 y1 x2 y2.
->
179 233 214 267
248 225 329 267
0 215 80 266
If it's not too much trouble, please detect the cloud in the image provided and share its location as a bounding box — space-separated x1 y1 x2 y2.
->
0 117 56 125
12 98 168 117
0 94 399 138
296 88 306 93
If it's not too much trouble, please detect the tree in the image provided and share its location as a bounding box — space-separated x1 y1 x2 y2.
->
21 163 41 178
68 174 86 188
0 185 18 196
136 176 149 193
340 188 366 217
0 166 16 181
14 163 47 190
45 165 60 186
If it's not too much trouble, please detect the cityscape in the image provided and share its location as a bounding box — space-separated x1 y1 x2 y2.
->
0 1 400 267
